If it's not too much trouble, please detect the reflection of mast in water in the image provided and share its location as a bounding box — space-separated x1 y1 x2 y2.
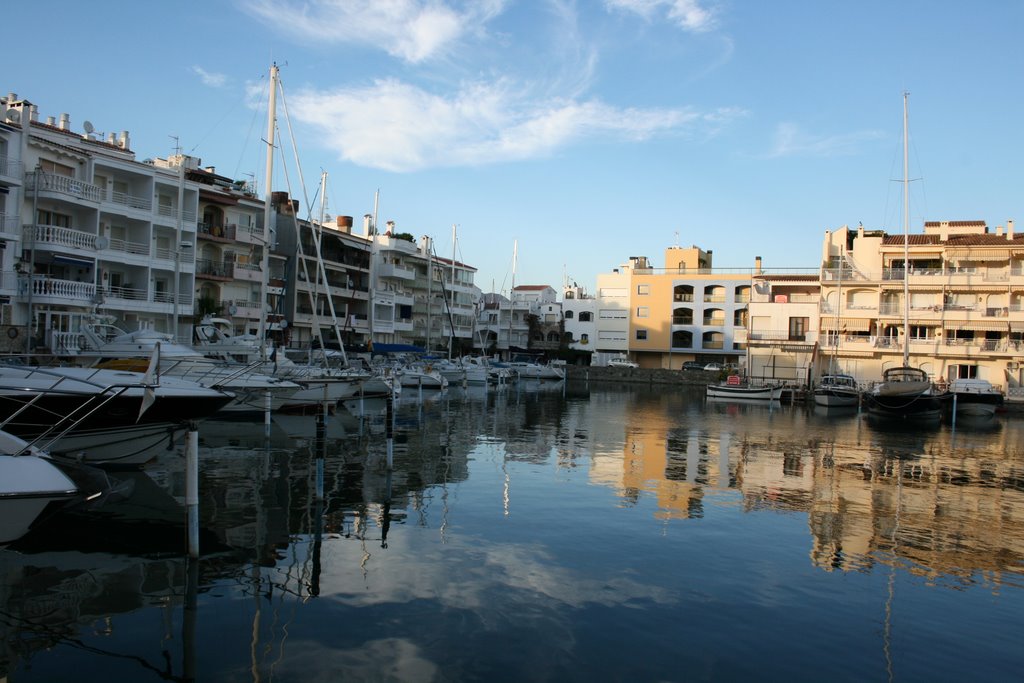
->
883 459 902 683
718 432 731 489
686 430 699 484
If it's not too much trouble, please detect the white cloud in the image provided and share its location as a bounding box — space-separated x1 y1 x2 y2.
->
243 0 507 63
192 66 228 88
605 0 717 32
766 122 884 158
286 78 732 172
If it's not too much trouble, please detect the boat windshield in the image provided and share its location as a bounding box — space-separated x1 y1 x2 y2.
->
882 367 928 383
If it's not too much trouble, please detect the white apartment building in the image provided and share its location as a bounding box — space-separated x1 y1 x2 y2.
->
0 93 201 354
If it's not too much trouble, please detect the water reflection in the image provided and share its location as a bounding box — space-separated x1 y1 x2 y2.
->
1 386 1023 680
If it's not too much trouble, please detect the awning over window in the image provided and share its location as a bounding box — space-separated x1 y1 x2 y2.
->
51 254 94 268
944 321 1008 331
944 248 1010 260
820 317 872 332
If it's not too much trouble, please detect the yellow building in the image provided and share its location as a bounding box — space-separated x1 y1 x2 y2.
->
620 247 752 369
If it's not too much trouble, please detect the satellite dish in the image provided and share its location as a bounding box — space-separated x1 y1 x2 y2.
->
4 109 21 123
228 305 238 315
95 236 110 250
83 120 95 134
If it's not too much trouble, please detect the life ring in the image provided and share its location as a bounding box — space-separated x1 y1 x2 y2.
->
6 326 18 339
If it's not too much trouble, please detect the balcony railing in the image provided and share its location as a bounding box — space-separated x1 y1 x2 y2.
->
198 222 237 240
108 189 152 211
0 155 23 180
156 203 197 223
24 224 99 251
19 276 96 303
109 237 150 256
25 172 103 202
0 214 19 238
195 258 235 279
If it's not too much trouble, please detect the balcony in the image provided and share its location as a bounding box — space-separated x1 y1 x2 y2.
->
106 189 152 211
0 215 20 240
198 222 237 242
232 260 263 283
156 203 197 224
24 224 100 251
379 263 416 280
0 155 23 183
18 276 96 305
25 172 102 203
195 258 234 281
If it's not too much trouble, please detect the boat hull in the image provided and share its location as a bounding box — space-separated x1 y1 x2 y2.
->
864 393 944 421
813 388 860 408
706 384 783 400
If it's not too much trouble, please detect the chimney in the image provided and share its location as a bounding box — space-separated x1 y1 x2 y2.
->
1008 219 1015 240
118 130 130 149
996 225 1004 236
336 215 353 234
29 105 38 122
755 256 762 274
107 133 117 145
363 214 373 236
46 116 56 126
59 113 70 130
385 220 395 235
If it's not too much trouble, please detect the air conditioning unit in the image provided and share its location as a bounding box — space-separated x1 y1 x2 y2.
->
0 303 11 324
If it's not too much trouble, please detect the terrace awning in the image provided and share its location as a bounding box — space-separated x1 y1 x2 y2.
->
820 317 872 332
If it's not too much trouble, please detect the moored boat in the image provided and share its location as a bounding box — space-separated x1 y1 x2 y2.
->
949 378 1003 418
706 374 783 401
813 374 860 407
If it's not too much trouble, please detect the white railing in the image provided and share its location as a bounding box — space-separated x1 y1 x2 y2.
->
0 214 19 238
109 190 152 211
0 155 23 179
156 203 197 223
24 224 98 250
26 172 103 202
104 285 148 301
23 277 96 302
108 237 150 256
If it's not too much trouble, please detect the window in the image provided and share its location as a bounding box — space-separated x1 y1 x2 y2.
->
36 209 72 228
637 284 650 295
636 306 649 318
909 325 932 340
599 308 627 320
564 310 574 319
580 333 589 343
948 364 978 379
636 329 648 341
788 317 808 341
578 311 592 322
39 159 75 177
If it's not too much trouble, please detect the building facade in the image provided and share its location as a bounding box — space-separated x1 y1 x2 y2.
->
819 220 1024 394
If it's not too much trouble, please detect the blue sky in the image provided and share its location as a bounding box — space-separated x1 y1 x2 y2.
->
8 1 1023 293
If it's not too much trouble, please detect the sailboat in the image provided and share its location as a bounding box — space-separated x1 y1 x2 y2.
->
814 261 860 407
864 93 949 421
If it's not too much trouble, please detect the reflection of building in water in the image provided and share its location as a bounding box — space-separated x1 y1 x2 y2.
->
808 447 1024 586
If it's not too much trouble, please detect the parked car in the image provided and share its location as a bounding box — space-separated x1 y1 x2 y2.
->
682 361 705 371
608 357 639 369
703 362 724 372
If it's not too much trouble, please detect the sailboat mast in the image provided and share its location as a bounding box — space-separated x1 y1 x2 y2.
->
258 63 279 360
902 91 910 367
449 223 457 360
508 240 517 361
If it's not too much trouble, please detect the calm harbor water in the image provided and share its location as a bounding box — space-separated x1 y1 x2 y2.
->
2 383 1023 682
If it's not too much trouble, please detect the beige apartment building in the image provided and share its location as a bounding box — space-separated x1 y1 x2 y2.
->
820 219 1024 394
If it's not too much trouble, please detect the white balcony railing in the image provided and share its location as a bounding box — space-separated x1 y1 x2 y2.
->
24 224 99 251
20 276 96 303
108 189 152 211
0 155 23 180
26 172 103 202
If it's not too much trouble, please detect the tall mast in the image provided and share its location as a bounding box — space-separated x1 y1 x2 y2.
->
258 64 279 359
449 224 457 360
508 240 517 359
902 91 910 367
